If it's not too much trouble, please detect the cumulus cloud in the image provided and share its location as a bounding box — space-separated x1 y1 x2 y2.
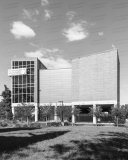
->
22 9 39 21
25 49 71 69
62 21 89 42
25 50 43 57
41 0 49 6
44 9 53 20
10 21 36 39
40 57 71 69
28 44 62 54
66 11 76 20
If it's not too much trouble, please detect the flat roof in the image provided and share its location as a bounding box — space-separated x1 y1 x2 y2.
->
71 48 118 60
11 57 38 61
40 68 72 70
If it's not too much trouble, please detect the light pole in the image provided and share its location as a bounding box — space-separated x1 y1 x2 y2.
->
58 101 64 122
58 101 63 107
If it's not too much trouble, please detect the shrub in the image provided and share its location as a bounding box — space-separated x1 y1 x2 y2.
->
14 106 35 126
47 121 61 127
111 105 126 127
39 104 54 126
0 120 14 127
56 105 72 123
0 121 8 127
29 122 46 128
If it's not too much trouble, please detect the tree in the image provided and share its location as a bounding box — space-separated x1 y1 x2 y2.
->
0 85 13 120
122 104 128 119
71 106 81 125
111 105 126 127
39 104 54 126
56 105 81 126
14 105 35 126
56 105 72 125
89 106 104 126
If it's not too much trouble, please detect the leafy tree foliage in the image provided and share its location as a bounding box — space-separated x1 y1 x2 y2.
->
121 104 128 119
111 105 126 127
56 105 72 122
14 105 35 125
89 106 104 125
72 106 81 117
39 104 54 126
56 105 81 124
0 85 12 120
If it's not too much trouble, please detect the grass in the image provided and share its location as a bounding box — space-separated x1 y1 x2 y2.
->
0 126 128 160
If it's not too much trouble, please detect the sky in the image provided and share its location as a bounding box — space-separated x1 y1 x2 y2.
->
0 0 128 104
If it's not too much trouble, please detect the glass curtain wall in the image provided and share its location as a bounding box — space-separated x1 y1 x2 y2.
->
12 61 34 103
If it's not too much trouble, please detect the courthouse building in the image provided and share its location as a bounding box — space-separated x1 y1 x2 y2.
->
8 49 120 124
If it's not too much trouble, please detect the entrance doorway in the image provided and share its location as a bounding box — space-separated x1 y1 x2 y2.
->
75 105 93 123
97 104 113 123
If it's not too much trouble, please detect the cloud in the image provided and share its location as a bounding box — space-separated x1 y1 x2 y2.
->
90 22 96 26
62 21 89 42
10 21 36 39
98 31 104 36
44 9 53 20
41 0 49 6
35 10 39 15
28 44 62 54
22 9 39 21
29 42 40 48
25 49 71 69
22 9 31 19
25 50 43 57
40 57 71 69
66 11 76 20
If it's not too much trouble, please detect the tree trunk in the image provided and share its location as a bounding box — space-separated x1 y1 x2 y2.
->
27 117 29 126
117 117 118 127
46 116 47 126
61 112 65 126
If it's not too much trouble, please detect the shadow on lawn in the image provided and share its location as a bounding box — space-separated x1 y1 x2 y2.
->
50 132 128 160
0 130 69 156
0 127 39 133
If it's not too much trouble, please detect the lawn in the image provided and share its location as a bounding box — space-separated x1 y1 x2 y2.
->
0 125 128 160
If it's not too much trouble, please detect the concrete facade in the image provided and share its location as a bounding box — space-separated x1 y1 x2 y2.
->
39 69 72 103
9 49 120 123
72 49 120 103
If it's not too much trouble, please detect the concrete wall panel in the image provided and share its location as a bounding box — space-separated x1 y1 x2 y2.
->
39 69 72 103
72 49 119 102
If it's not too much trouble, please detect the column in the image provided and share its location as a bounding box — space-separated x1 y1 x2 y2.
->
54 103 57 121
35 104 38 122
12 106 15 118
93 104 96 124
72 104 75 125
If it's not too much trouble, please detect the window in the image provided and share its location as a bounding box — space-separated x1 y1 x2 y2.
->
19 61 22 67
15 95 18 103
31 75 34 83
15 61 18 67
31 87 34 93
31 68 34 74
23 61 26 66
12 60 35 103
23 75 26 84
27 61 30 65
19 76 22 84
